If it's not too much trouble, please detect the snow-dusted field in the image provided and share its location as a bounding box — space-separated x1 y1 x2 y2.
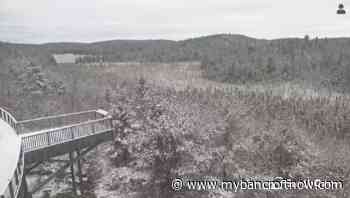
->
103 62 347 101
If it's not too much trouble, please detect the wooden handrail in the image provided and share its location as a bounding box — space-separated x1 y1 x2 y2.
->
1 107 112 198
0 108 18 130
17 110 97 124
95 109 109 117
21 117 113 152
20 117 110 138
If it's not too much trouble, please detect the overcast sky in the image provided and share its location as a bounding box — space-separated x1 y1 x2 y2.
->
0 0 349 43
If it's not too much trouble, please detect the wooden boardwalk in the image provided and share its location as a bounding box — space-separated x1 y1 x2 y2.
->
1 108 114 198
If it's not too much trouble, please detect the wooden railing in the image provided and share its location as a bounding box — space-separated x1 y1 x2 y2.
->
0 108 18 132
0 108 25 198
1 108 111 198
21 110 112 152
16 110 106 135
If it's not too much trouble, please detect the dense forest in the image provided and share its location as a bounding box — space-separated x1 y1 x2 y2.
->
2 34 350 92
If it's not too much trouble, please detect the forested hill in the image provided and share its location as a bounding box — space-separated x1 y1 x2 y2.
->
0 41 56 66
2 34 350 90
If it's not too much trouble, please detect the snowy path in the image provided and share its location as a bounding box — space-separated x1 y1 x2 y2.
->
0 119 21 194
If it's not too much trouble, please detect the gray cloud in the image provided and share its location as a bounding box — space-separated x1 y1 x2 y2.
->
0 0 349 43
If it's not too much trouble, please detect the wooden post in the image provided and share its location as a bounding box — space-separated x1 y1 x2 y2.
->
14 169 19 185
91 123 95 134
91 120 98 152
76 149 83 194
8 181 14 198
23 174 32 198
110 118 115 141
69 152 77 195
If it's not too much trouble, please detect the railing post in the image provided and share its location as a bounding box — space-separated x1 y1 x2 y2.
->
13 122 17 133
71 127 75 139
91 122 95 134
47 132 51 145
109 117 113 129
109 118 114 140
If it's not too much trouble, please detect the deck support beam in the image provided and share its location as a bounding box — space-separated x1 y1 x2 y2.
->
69 152 77 196
23 174 32 198
76 149 83 194
25 161 42 174
29 143 99 195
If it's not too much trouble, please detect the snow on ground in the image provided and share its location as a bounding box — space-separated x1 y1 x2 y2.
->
0 119 21 195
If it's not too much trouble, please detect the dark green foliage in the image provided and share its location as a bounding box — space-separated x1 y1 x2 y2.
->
199 36 350 91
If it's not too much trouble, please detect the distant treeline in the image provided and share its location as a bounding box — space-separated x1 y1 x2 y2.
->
2 34 350 90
